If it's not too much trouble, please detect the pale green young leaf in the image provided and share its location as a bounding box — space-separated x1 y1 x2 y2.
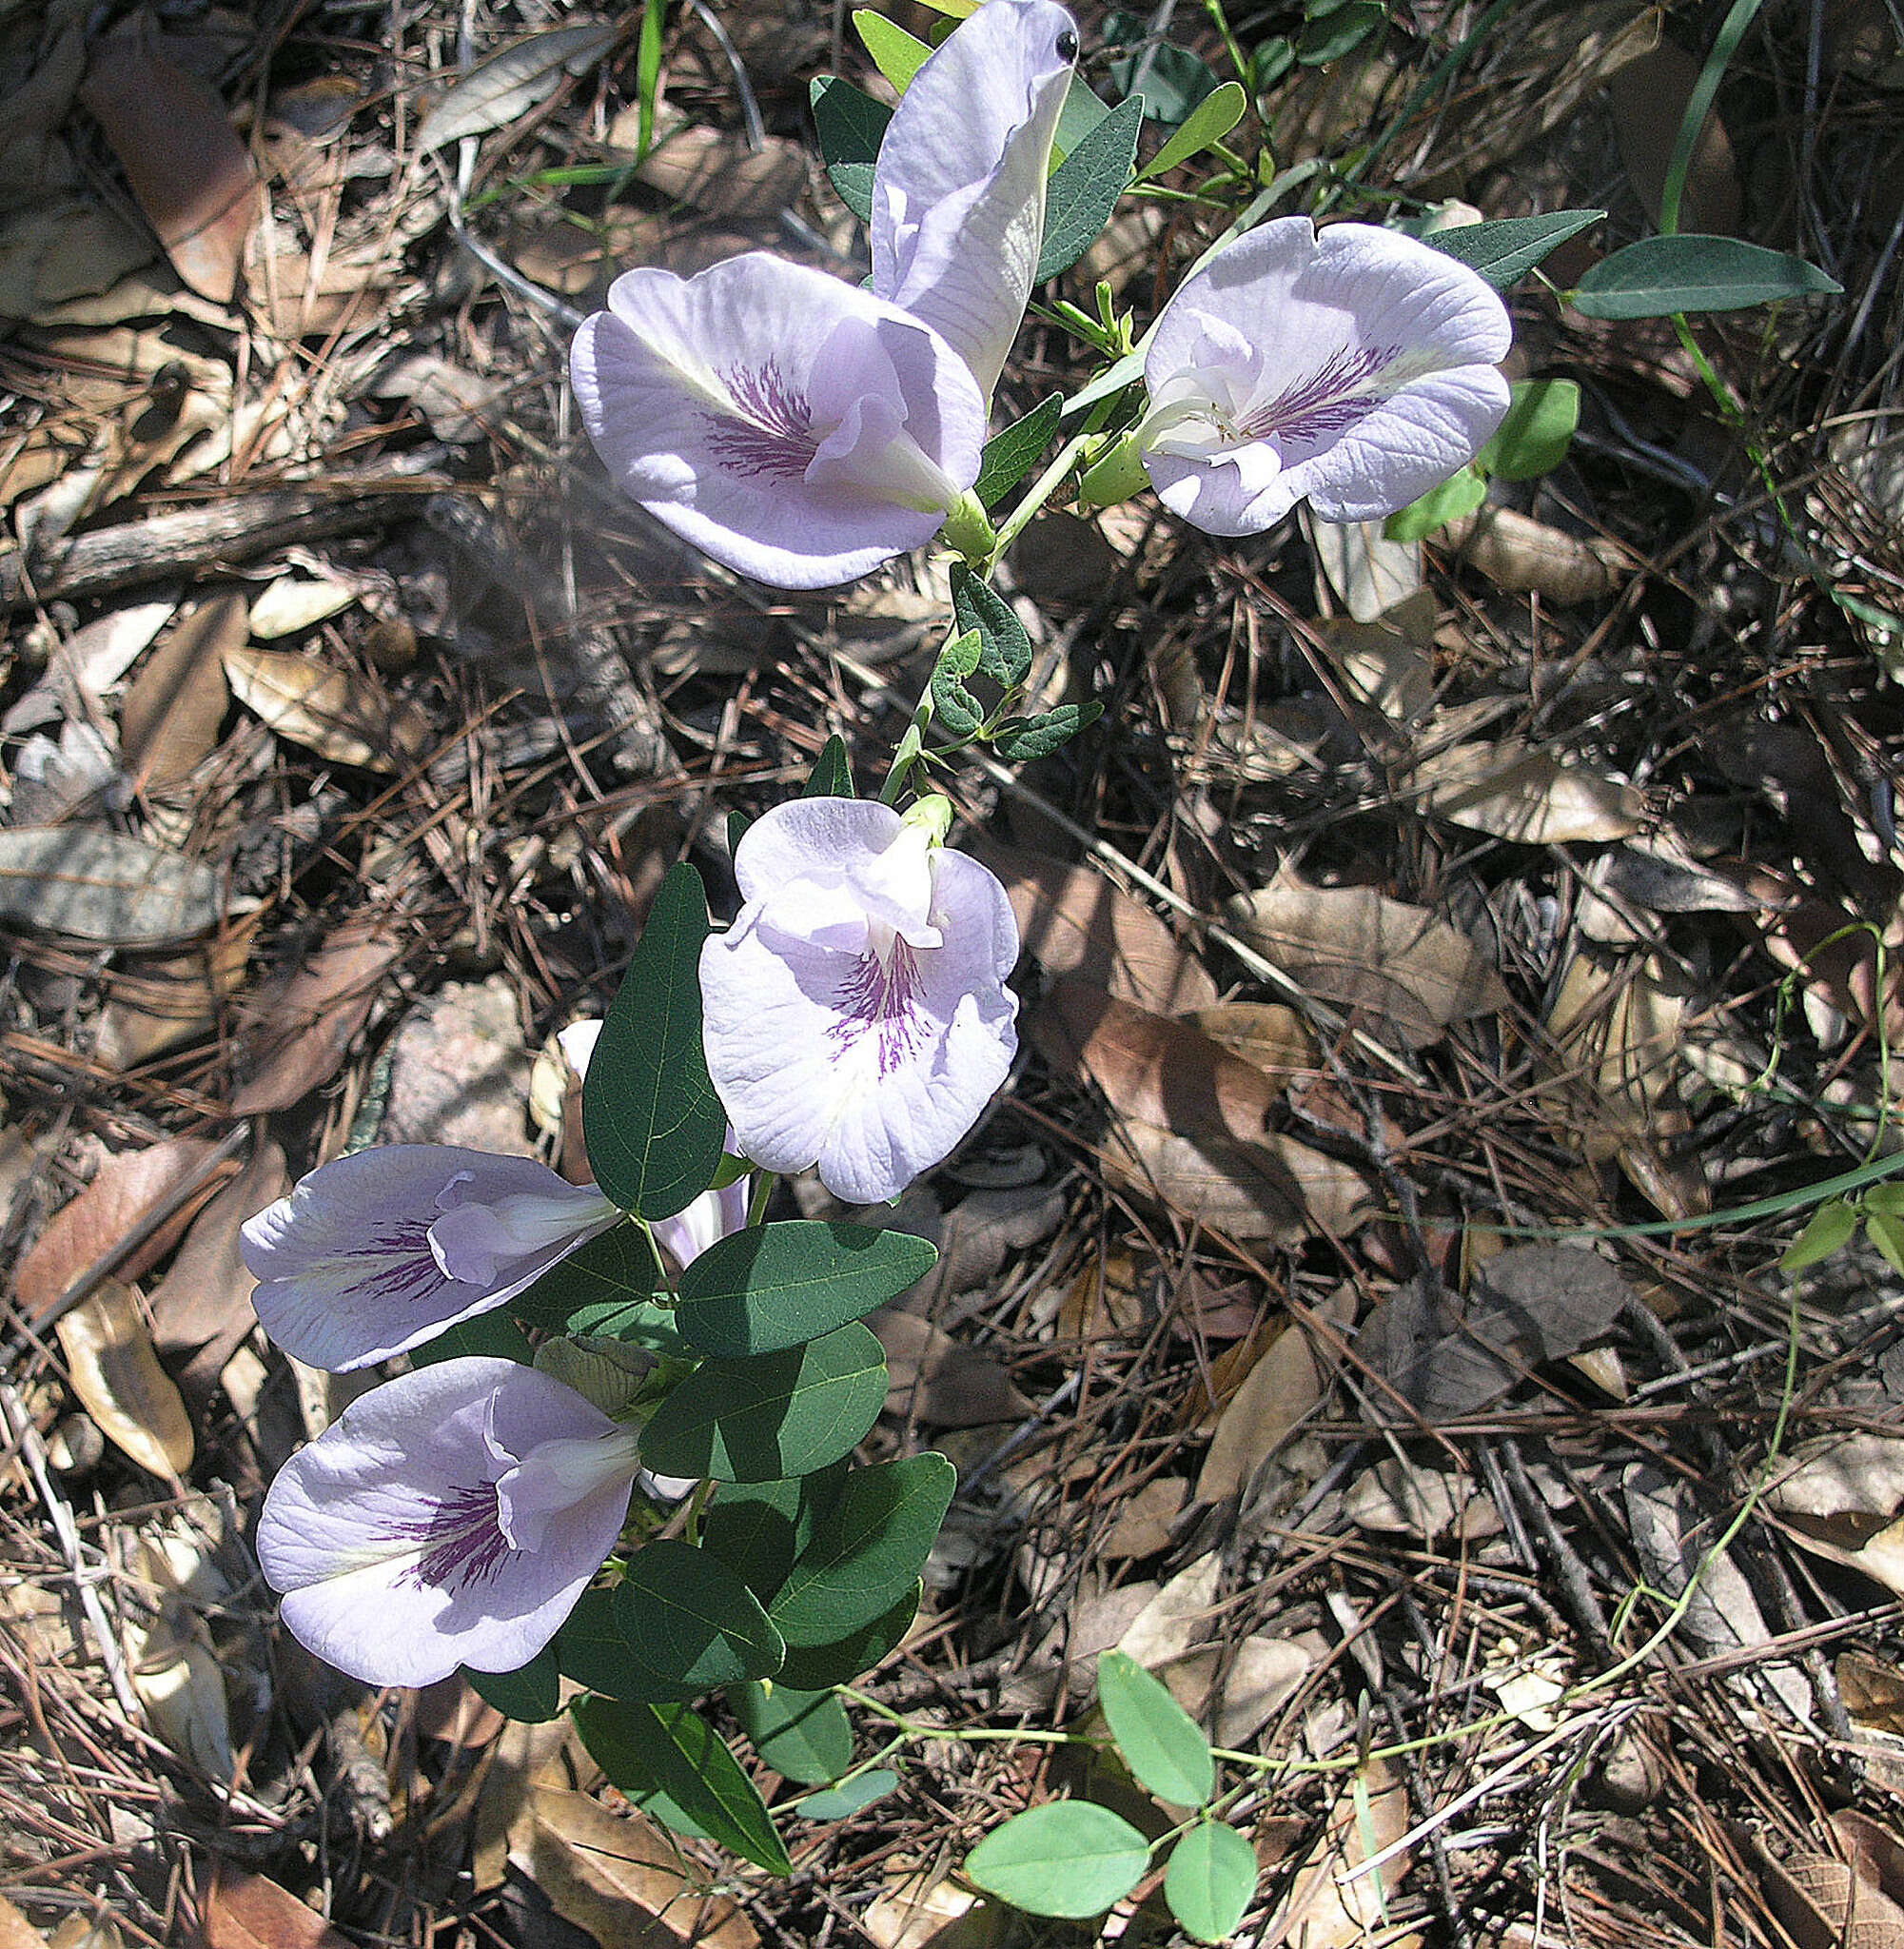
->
1136 80 1246 182
966 1802 1151 1917
1164 1820 1258 1942
1097 1650 1214 1806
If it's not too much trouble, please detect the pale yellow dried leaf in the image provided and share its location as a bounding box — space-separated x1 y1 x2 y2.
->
1411 738 1644 843
626 121 809 224
860 1874 1002 1949
1189 1002 1318 1080
1101 1475 1188 1559
1226 879 1507 1048
55 1280 193 1477
1195 1319 1323 1503
121 591 240 789
248 575 358 639
1440 506 1625 604
417 23 621 150
1308 513 1421 621
1215 1635 1312 1750
224 644 431 774
1345 1457 1502 1540
1547 949 1685 1144
1323 592 1438 720
1115 1549 1221 1669
1264 1761 1413 1949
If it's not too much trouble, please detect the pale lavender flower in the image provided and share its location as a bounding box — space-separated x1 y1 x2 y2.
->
652 1170 752 1272
570 253 987 589
700 799 1019 1205
871 0 1078 401
258 1357 640 1686
245 1147 621 1372
1136 217 1513 536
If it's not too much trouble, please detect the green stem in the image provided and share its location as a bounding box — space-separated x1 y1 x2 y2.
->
987 428 1096 565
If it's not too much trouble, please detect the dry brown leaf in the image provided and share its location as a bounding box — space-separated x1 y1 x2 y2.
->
79 16 257 305
859 1872 1003 1949
1263 1760 1413 1949
1309 514 1421 620
148 1140 288 1395
627 122 809 224
1116 1551 1222 1670
119 591 240 789
224 644 433 774
512 1785 758 1949
1188 1002 1318 1080
1194 1297 1349 1504
1839 1653 1904 1735
204 1867 356 1949
977 840 1218 1014
1410 738 1645 844
230 921 402 1115
1439 506 1625 604
55 1280 193 1477
96 922 256 1071
0 1897 49 1949
1101 1477 1188 1559
870 1309 1033 1428
247 575 358 639
1547 948 1688 1153
15 1136 230 1321
1323 593 1437 720
0 828 224 943
1608 44 1741 234
1225 879 1507 1048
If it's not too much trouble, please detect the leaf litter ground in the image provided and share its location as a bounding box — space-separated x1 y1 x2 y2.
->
5 3 1904 1949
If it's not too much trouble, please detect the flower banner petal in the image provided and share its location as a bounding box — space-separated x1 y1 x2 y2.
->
871 0 1077 399
572 252 987 588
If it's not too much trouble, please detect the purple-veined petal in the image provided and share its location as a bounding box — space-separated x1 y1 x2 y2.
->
571 252 987 589
871 0 1076 399
701 801 1021 1204
244 1147 621 1372
1138 217 1512 536
258 1358 639 1686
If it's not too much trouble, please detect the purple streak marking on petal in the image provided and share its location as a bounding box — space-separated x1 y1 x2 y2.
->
1237 344 1402 444
390 1479 513 1590
703 362 817 481
361 1215 452 1303
829 939 929 1076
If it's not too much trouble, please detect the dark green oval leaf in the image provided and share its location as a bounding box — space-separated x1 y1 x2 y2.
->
702 1466 846 1605
733 1682 854 1785
803 734 854 799
1295 0 1384 65
466 1644 559 1722
574 1694 793 1876
582 862 727 1219
966 1801 1151 1917
1571 234 1842 318
990 700 1103 761
1164 1819 1258 1942
677 1220 937 1357
790 1768 901 1821
952 563 1032 687
811 75 889 224
640 1322 890 1482
1037 94 1144 283
511 1223 669 1340
557 1586 638 1698
776 1580 921 1689
614 1539 786 1696
1097 1650 1214 1806
408 1308 535 1367
975 394 1062 509
1425 209 1604 289
1136 80 1246 182
770 1455 955 1647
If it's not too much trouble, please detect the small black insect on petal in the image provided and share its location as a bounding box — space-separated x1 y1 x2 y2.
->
1056 28 1078 61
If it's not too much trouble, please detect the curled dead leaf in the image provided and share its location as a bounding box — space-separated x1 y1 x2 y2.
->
204 1866 357 1949
224 644 433 774
229 920 402 1115
1410 738 1645 844
56 1280 193 1477
1440 505 1625 603
119 591 241 789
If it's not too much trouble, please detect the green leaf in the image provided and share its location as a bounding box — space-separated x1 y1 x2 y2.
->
974 394 1062 509
776 1580 920 1689
951 564 1032 687
640 1322 890 1482
965 1802 1151 1917
466 1645 560 1722
558 1587 638 1697
1571 235 1842 318
574 1694 793 1875
1251 34 1294 91
790 1768 901 1821
676 1219 937 1357
853 9 932 93
770 1455 955 1647
1868 1210 1904 1279
1136 80 1246 181
804 734 854 799
613 1539 786 1696
629 0 666 164
1037 94 1144 283
1052 74 1114 159
1780 1197 1856 1272
1424 209 1604 289
1164 1820 1258 1942
1097 1651 1214 1806
513 1224 669 1339
702 1468 843 1604
582 862 727 1219
1295 0 1384 65
407 1308 536 1367
733 1682 854 1785
810 76 889 225
989 700 1103 761
1476 379 1580 482
931 629 988 738
1105 14 1221 124
1381 463 1485 542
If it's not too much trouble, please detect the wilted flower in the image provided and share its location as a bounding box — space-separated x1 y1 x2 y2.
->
569 0 1076 589
700 797 1019 1205
245 1147 622 1372
258 1357 640 1686
1135 217 1513 536
871 0 1078 401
